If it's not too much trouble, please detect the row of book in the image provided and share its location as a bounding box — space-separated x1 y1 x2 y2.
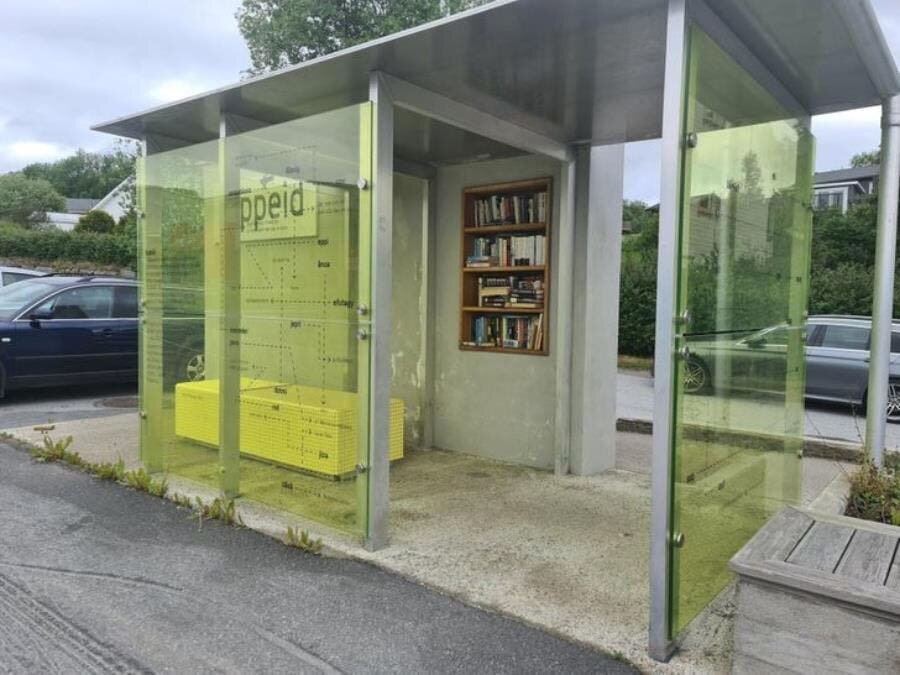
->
466 234 546 268
478 275 544 308
471 192 548 227
465 313 545 351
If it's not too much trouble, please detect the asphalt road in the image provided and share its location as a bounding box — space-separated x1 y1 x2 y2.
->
0 442 633 674
617 369 900 450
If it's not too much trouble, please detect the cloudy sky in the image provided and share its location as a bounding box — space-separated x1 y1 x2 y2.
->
1 0 899 202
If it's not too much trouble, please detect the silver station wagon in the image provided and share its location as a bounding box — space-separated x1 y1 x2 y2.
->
682 315 900 422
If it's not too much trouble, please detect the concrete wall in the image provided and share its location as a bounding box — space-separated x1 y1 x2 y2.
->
391 173 428 449
431 155 561 469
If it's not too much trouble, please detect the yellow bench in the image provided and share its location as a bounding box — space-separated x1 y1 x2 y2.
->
174 378 403 477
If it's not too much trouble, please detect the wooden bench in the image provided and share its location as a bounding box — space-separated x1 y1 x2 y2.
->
730 507 900 674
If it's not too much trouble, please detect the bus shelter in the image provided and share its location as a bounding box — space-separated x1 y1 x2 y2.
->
94 0 900 660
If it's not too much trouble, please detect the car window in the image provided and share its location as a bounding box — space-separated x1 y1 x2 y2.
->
2 271 35 285
35 286 115 319
892 332 900 355
0 280 59 320
113 286 138 318
820 325 869 350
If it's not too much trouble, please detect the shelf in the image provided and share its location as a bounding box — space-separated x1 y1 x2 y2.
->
459 344 548 356
462 265 545 273
463 223 547 234
462 306 543 314
460 176 552 356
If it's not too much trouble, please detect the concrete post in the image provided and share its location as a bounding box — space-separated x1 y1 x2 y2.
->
569 143 624 475
865 95 900 468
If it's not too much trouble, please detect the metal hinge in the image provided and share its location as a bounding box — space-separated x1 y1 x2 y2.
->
685 132 698 148
672 532 685 548
355 463 368 475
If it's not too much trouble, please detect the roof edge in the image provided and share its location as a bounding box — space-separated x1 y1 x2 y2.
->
91 0 520 136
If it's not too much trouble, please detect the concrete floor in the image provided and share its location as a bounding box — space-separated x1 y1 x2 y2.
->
1 404 853 674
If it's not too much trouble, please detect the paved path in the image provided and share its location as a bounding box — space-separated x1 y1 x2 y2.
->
617 370 900 450
0 383 136 430
0 442 633 674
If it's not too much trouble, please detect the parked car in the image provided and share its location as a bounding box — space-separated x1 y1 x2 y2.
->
0 266 42 287
0 276 204 397
683 315 900 422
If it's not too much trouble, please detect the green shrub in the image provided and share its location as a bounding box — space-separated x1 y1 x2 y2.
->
618 251 657 357
75 210 116 234
0 226 134 268
846 462 900 525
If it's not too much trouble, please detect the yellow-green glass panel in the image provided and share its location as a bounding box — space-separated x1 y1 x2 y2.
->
140 139 220 486
669 26 814 636
224 104 372 535
138 103 373 538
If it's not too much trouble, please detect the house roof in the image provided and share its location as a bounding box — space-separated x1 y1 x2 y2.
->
93 0 900 152
64 198 100 215
814 165 881 185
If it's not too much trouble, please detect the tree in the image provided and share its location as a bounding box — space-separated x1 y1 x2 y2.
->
622 200 658 237
75 210 117 234
236 0 488 74
0 174 65 225
21 141 138 199
850 147 880 168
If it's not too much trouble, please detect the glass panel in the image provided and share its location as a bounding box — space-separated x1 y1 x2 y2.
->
139 103 373 537
669 26 813 636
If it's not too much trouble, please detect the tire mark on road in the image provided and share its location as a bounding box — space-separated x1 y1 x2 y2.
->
0 571 151 673
0 560 183 593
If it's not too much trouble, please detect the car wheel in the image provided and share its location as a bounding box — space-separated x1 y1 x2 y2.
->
682 357 709 394
180 349 206 383
887 381 900 424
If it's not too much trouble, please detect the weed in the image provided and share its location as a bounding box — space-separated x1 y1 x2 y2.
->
123 467 169 498
284 526 323 555
31 433 83 466
846 461 900 524
171 492 193 509
193 497 243 527
93 458 126 482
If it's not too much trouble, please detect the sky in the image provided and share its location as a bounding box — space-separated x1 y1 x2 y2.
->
1 0 899 203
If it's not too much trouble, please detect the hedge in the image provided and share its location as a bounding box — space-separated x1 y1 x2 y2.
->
0 225 135 269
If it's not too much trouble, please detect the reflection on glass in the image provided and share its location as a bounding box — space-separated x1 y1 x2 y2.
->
139 103 377 536
669 26 813 635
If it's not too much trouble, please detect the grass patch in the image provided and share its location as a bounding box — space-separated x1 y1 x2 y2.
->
617 354 653 371
284 526 323 555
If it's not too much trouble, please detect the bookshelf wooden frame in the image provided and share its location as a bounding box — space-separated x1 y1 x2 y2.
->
459 177 552 355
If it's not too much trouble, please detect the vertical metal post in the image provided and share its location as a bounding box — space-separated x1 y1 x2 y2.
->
218 114 241 498
138 138 164 473
554 154 576 476
649 0 687 661
366 71 394 550
865 95 900 469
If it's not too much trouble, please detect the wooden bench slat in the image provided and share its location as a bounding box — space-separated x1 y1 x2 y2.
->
786 521 855 573
835 530 899 585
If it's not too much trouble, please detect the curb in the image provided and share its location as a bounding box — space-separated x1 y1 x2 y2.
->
615 417 866 463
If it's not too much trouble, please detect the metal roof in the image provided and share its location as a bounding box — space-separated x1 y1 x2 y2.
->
814 165 881 185
94 0 900 154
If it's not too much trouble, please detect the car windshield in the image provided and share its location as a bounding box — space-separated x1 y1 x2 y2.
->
0 279 57 320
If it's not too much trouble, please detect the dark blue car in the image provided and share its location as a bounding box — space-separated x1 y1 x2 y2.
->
0 276 140 396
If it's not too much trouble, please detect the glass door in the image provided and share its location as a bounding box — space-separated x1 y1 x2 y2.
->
668 25 814 636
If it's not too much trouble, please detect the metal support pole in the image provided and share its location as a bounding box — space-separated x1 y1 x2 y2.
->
366 71 394 550
865 95 900 468
649 0 687 661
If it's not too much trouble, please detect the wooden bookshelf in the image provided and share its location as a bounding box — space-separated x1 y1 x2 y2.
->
459 177 551 355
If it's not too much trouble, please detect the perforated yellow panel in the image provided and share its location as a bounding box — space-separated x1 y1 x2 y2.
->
175 379 402 477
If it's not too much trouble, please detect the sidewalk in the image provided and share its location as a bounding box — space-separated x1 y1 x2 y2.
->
0 441 633 674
